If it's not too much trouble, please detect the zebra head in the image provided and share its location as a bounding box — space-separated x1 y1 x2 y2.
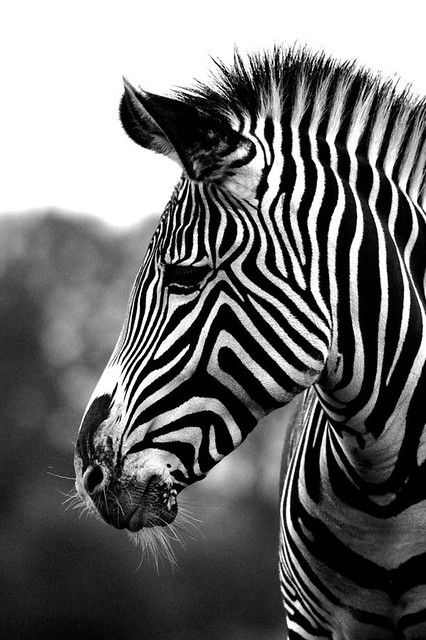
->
74 64 332 538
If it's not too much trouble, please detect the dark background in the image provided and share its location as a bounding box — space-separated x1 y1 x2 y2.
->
0 211 291 639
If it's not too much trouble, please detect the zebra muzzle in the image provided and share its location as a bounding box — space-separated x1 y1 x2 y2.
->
166 489 177 512
127 479 178 531
77 449 180 531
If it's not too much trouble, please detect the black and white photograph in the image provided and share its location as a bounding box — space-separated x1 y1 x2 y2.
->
1 1 425 638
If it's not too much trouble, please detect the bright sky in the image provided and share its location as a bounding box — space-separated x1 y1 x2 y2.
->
1 0 425 227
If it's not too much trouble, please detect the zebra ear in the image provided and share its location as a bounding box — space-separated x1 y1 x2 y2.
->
120 78 252 181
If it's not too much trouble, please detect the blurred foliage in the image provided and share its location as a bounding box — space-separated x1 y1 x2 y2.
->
0 210 291 640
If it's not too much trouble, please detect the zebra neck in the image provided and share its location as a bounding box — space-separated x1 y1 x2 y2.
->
301 388 426 509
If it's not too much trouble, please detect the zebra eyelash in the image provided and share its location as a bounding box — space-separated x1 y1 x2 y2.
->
162 263 212 290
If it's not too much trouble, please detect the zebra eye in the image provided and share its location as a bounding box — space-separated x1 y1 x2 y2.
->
163 263 210 289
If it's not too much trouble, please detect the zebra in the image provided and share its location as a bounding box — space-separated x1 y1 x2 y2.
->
74 47 426 639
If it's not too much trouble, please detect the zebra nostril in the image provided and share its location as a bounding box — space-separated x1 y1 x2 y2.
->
83 464 105 495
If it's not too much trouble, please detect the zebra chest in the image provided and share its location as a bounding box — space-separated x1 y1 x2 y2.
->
281 463 426 638
280 403 426 638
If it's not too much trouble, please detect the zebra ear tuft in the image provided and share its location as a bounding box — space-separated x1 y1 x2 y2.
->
120 78 252 181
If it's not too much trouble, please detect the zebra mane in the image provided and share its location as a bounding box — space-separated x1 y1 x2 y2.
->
177 46 426 200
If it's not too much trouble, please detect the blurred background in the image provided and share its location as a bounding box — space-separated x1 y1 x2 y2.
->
0 210 291 639
1 1 425 639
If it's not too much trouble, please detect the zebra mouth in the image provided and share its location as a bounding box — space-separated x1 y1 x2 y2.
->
86 471 179 532
127 485 178 531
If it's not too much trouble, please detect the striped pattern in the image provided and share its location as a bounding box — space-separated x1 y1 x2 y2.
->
74 48 426 638
106 175 330 484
